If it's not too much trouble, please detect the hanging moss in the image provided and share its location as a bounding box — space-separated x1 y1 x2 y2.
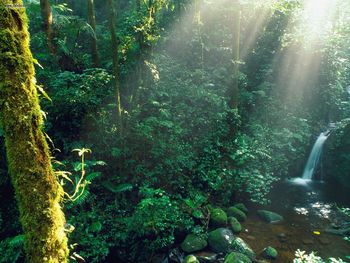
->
0 1 69 262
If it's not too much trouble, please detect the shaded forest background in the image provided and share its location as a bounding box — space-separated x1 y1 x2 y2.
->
0 0 350 262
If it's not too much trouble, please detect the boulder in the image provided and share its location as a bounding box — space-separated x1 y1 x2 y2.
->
208 228 234 253
262 246 278 259
181 234 207 253
224 252 251 263
234 203 248 214
210 208 228 227
228 217 241 234
257 210 283 223
227 207 247 222
230 237 255 259
184 255 200 263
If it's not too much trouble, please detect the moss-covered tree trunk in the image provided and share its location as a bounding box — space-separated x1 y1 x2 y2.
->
0 1 69 262
229 0 241 109
108 0 123 133
87 0 99 67
40 0 55 54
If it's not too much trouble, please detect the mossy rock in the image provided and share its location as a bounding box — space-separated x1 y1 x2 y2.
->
230 237 255 259
180 234 207 253
184 255 200 263
227 207 247 222
257 210 283 223
228 217 241 234
234 203 248 214
262 246 278 259
224 252 252 263
210 208 228 227
208 228 234 253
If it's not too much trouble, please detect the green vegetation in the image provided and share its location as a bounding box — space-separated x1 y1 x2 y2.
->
0 0 350 262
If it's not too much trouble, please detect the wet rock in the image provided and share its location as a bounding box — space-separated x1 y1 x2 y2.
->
234 203 249 214
193 251 218 262
325 227 350 236
210 208 228 227
230 237 255 259
168 248 184 263
228 217 242 234
224 252 251 263
227 207 247 222
184 255 200 263
257 210 284 223
208 228 235 253
262 246 278 259
277 233 286 238
181 234 207 253
331 223 341 229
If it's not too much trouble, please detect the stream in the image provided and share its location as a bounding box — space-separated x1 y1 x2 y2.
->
242 179 350 262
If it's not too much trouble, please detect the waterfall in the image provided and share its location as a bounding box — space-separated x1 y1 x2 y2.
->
302 131 330 180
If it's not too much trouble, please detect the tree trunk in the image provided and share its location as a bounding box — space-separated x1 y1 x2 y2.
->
0 2 69 262
87 0 99 67
108 0 123 132
40 0 55 54
229 0 241 109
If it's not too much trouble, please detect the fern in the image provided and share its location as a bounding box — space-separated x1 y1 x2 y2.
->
74 189 91 206
85 172 101 182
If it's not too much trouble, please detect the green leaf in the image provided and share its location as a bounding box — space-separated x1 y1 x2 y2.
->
184 198 195 209
192 210 204 219
36 85 52 102
89 221 102 233
73 162 82 172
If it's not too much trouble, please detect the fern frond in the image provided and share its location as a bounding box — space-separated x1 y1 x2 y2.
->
85 172 101 182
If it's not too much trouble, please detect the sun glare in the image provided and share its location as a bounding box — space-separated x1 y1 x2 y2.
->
302 0 338 40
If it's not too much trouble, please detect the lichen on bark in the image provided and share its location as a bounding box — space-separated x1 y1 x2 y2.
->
0 1 69 262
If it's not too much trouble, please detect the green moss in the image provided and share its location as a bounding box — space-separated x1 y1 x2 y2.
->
227 207 247 222
0 2 69 262
224 252 251 263
262 246 278 259
208 228 234 253
180 234 207 253
210 208 228 227
228 217 241 233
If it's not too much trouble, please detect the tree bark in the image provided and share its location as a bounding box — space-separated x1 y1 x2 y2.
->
0 2 69 262
229 0 241 109
108 0 123 132
40 0 55 54
87 0 99 67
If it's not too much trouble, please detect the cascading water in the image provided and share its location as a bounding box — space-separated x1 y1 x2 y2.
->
301 131 330 180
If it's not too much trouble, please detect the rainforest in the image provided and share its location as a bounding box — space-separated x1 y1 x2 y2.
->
0 0 350 262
